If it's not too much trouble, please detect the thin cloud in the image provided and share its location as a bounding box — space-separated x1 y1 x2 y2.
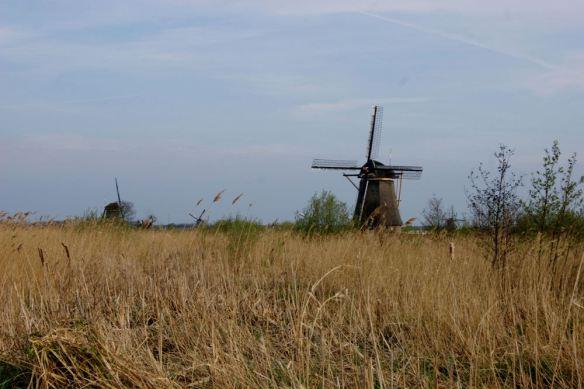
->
358 11 584 95
523 53 584 95
0 26 32 45
2 133 313 159
176 0 584 18
297 97 429 113
5 134 124 153
0 94 141 112
358 11 557 71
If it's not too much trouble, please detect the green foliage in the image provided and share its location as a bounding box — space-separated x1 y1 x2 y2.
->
209 215 264 234
522 140 562 233
295 190 352 234
270 221 295 231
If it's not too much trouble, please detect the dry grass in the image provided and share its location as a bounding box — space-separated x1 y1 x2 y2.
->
0 223 583 388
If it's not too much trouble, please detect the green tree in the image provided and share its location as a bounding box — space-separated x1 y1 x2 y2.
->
550 149 584 266
295 191 352 234
522 140 584 267
523 140 561 233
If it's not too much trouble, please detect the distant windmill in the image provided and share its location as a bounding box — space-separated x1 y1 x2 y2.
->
189 209 206 227
311 106 423 229
445 209 465 232
102 178 125 219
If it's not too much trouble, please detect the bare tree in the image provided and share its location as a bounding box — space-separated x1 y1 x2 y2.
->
120 201 136 222
422 195 447 230
467 145 522 269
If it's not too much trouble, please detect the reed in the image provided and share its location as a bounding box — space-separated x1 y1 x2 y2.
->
0 223 582 387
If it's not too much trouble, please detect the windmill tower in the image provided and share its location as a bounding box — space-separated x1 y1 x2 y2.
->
311 106 423 229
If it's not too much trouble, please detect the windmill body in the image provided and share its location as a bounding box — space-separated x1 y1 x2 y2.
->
311 106 422 228
353 165 403 227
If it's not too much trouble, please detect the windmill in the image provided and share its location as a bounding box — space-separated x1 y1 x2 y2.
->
445 208 465 232
189 209 206 227
102 177 126 219
311 106 423 229
101 178 134 220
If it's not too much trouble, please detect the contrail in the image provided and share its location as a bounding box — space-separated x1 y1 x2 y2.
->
358 11 557 71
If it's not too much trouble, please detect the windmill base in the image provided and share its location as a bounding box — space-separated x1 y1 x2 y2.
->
354 179 403 228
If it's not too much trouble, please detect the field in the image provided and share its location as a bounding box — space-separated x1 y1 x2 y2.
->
1 223 583 388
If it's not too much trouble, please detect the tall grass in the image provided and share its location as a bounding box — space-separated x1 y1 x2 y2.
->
0 223 582 387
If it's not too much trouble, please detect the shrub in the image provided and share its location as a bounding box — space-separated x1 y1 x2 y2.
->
295 190 352 234
209 215 263 234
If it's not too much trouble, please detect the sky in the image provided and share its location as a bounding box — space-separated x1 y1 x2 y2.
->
1 0 583 224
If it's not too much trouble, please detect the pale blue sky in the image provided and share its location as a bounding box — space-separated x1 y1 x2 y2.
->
1 1 583 223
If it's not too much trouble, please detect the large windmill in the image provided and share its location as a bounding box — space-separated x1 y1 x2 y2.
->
311 106 423 229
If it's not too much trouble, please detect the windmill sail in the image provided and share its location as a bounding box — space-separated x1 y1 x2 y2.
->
375 165 423 179
115 177 124 218
311 159 360 170
366 106 383 161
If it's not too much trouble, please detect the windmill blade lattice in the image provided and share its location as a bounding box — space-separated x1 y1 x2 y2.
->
366 106 383 161
311 159 361 170
375 165 423 179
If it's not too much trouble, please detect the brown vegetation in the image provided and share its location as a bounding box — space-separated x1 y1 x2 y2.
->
0 223 583 387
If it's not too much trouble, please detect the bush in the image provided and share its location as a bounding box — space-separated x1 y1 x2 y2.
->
209 215 264 234
295 191 352 234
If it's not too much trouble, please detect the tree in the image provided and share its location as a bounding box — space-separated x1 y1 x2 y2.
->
523 140 561 233
550 150 584 265
119 201 136 222
553 151 584 230
295 190 352 234
522 141 584 267
467 145 522 269
422 195 447 230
